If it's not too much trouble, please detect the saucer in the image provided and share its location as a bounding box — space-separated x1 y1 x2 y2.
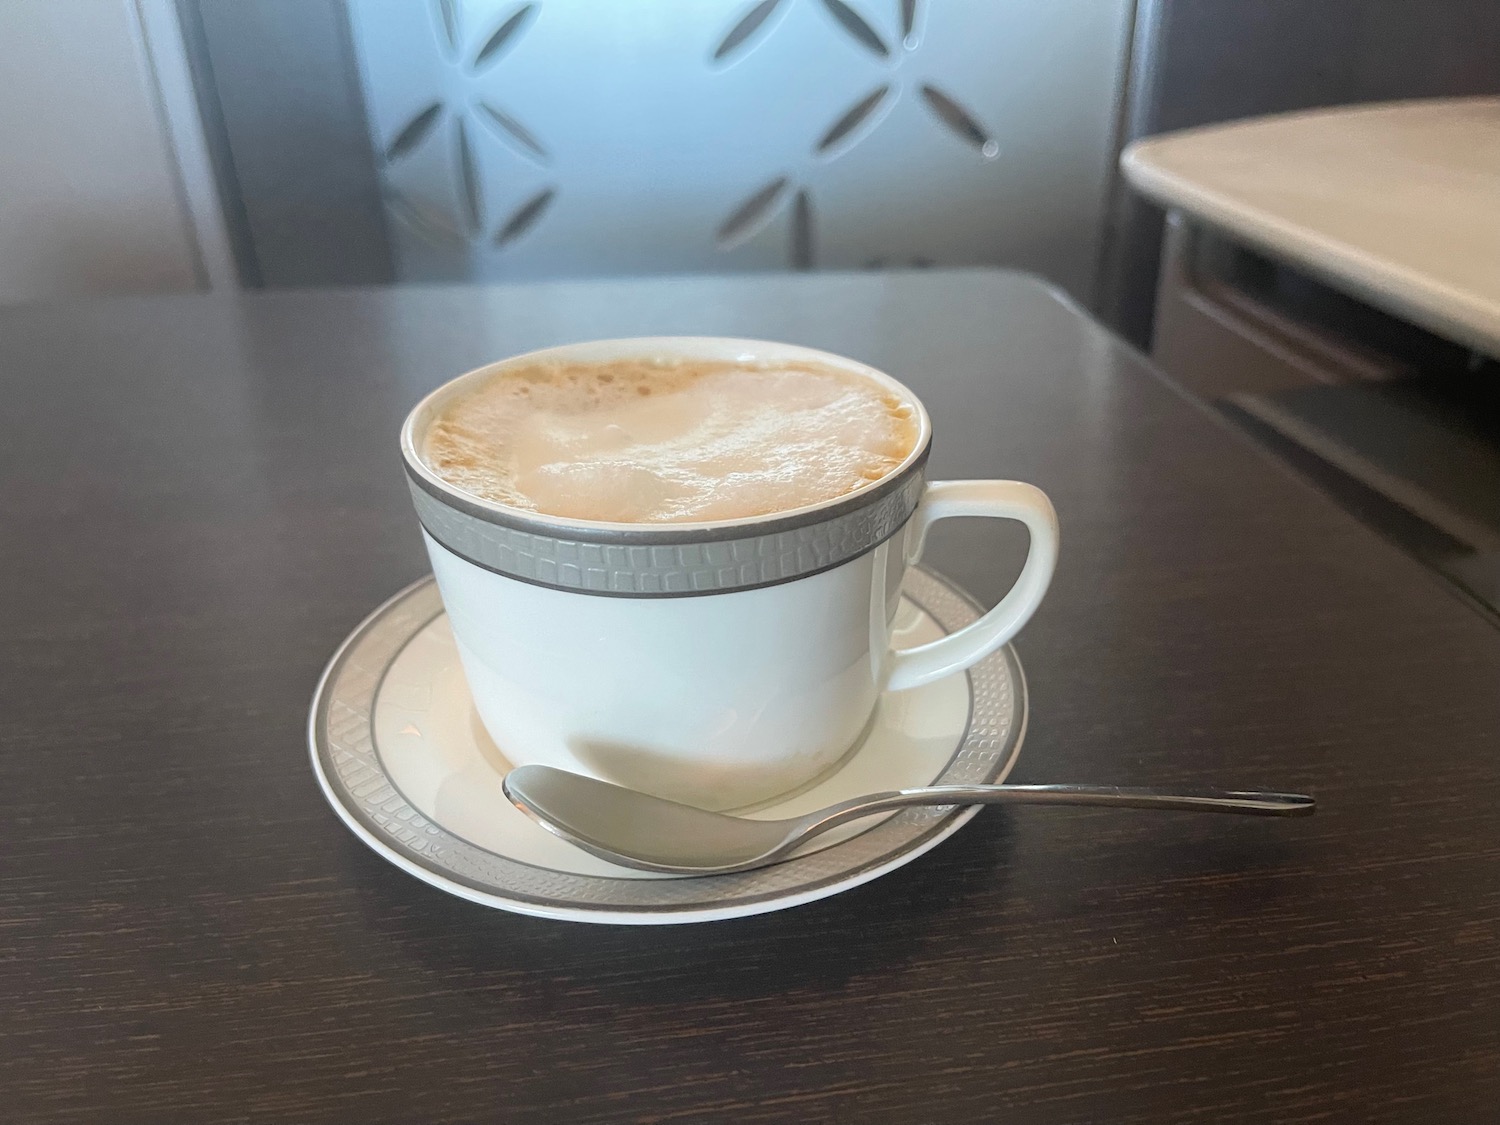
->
309 566 1026 924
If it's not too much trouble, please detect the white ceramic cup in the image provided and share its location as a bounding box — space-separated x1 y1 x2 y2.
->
402 338 1057 810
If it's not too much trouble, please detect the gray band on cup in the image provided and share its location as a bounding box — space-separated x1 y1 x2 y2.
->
407 461 927 598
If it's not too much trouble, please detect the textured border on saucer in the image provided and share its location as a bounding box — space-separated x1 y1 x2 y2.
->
308 566 1025 923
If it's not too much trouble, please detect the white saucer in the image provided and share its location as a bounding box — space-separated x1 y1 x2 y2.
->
309 566 1026 924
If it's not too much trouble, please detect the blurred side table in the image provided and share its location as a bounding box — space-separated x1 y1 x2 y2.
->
1123 97 1500 619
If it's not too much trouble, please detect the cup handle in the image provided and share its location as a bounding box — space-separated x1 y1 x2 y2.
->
887 480 1059 692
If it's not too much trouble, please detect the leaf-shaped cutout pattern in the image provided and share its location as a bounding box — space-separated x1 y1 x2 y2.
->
456 118 481 234
472 4 537 70
712 0 785 63
901 0 919 42
476 101 548 163
791 190 813 270
386 102 443 162
815 84 890 154
819 0 888 57
716 177 789 248
920 85 991 152
493 188 556 247
385 187 466 248
435 0 461 57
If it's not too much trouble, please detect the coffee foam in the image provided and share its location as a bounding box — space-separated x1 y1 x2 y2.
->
419 357 920 523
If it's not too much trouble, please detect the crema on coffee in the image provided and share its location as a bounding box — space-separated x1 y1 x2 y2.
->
420 358 920 523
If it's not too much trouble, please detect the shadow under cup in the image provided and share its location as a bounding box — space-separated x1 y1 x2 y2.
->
399 336 941 811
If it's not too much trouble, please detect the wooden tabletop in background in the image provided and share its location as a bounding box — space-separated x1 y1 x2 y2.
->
1 271 1497 1124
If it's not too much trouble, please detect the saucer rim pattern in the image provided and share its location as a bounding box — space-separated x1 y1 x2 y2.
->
308 566 1025 924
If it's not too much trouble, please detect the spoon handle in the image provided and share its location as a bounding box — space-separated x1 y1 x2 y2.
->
803 785 1314 837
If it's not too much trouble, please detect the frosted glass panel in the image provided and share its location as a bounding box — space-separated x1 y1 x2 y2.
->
348 0 1130 296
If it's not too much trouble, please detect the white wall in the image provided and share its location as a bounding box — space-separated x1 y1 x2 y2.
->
0 0 222 303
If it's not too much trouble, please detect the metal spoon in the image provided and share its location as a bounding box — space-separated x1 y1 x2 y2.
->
502 765 1315 876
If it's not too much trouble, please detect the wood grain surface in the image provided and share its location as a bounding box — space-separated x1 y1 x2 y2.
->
1 271 1496 1124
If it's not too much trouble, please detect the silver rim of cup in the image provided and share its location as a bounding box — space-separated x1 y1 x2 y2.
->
400 337 934 598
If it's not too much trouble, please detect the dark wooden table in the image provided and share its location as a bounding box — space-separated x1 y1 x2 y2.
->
2 271 1497 1124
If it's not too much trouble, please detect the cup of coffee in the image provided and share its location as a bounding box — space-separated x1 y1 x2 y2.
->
401 337 1057 810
